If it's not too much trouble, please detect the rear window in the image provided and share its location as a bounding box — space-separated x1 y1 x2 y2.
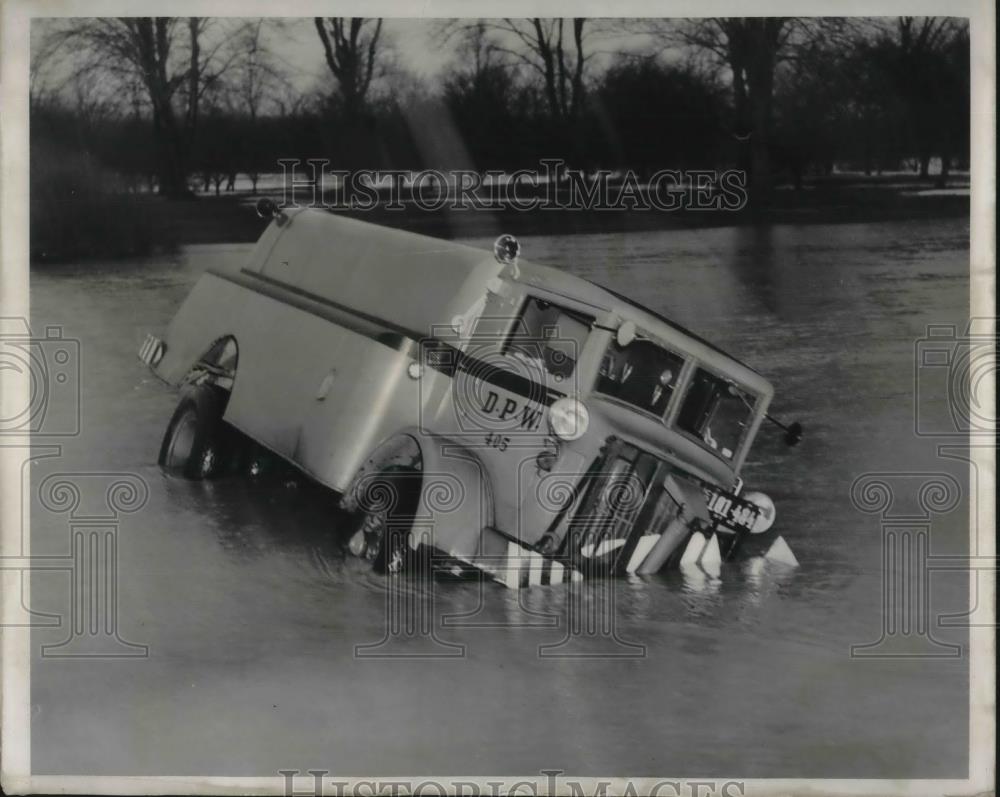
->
676 368 756 460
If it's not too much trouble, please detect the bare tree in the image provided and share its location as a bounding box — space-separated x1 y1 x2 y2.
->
36 17 243 197
313 17 384 116
442 21 505 88
228 20 292 124
226 20 293 193
873 17 967 180
441 18 590 122
662 18 804 198
29 28 66 107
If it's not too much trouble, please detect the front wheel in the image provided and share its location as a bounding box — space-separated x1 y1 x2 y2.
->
347 510 407 573
158 384 232 479
345 468 421 574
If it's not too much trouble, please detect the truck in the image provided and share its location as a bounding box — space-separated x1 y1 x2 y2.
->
140 202 800 587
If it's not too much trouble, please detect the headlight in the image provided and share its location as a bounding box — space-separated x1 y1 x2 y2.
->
548 397 589 441
743 490 776 533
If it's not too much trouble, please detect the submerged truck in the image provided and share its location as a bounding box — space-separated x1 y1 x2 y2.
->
141 204 800 587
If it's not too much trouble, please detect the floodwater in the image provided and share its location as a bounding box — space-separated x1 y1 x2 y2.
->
28 217 971 778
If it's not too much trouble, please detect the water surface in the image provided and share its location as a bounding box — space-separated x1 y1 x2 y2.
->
30 218 970 777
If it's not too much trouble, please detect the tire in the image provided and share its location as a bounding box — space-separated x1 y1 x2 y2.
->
345 467 421 574
158 384 232 479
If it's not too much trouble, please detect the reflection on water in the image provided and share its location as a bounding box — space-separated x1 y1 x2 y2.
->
29 218 970 777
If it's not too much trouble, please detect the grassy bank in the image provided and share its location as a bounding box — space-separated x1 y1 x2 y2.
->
31 172 969 262
164 174 970 248
30 154 180 263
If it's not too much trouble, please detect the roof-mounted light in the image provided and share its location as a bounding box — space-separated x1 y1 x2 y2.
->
493 234 520 265
256 198 288 226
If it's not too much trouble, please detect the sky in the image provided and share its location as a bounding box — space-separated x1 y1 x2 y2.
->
273 18 455 87
31 17 661 106
272 19 658 74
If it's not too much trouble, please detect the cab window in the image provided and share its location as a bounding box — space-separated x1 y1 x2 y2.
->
503 297 593 380
597 339 685 417
676 368 755 460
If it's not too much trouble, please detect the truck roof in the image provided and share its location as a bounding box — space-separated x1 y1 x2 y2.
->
513 259 771 395
251 209 769 395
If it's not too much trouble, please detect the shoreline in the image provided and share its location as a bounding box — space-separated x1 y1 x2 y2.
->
162 185 969 247
31 177 970 263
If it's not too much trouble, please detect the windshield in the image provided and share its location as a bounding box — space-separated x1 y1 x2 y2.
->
676 368 756 460
596 338 685 417
503 296 593 380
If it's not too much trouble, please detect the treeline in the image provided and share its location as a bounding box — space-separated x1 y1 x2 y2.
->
29 16 969 259
32 59 738 191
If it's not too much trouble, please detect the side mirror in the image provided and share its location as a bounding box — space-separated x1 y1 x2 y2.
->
783 422 803 447
616 321 637 348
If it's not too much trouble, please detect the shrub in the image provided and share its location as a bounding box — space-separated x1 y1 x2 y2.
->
30 148 178 263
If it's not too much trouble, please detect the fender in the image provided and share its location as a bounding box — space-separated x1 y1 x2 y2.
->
342 430 498 563
410 432 500 562
342 430 581 588
154 273 249 385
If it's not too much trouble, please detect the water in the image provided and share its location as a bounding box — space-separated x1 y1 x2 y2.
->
28 218 970 777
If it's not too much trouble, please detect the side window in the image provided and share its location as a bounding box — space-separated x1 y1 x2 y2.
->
597 339 685 417
503 297 593 380
676 368 756 460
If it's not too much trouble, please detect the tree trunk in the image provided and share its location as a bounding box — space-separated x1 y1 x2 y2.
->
723 19 781 206
151 109 189 198
134 18 192 198
732 69 752 174
747 53 774 204
935 153 950 187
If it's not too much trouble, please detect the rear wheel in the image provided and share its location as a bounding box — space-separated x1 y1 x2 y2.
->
158 384 232 479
